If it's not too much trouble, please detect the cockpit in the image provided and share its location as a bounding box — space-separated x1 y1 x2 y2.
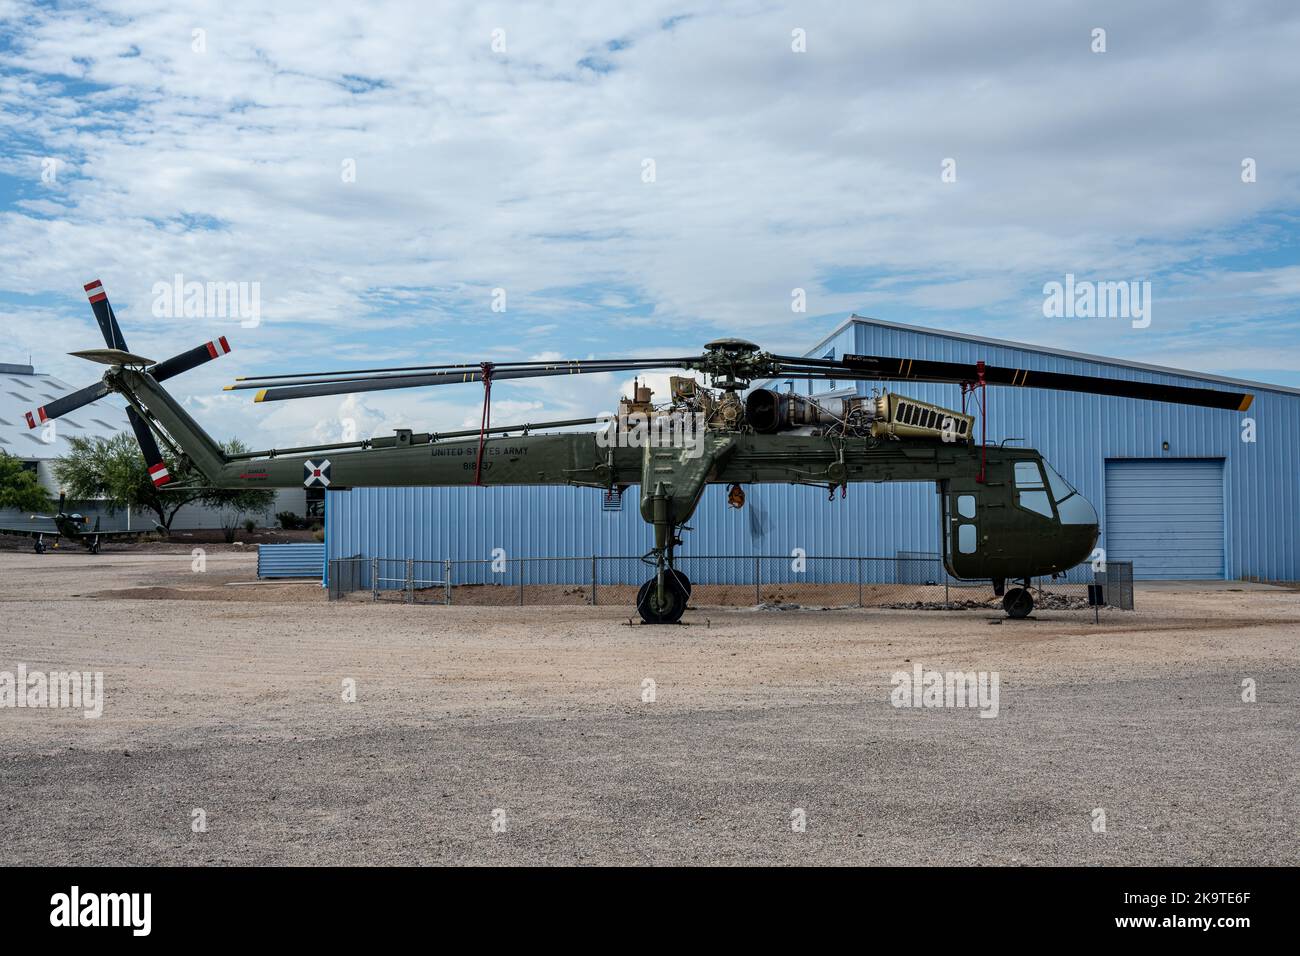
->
1013 459 1098 526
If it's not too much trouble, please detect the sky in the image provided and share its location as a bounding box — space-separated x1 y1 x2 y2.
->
1 0 1298 449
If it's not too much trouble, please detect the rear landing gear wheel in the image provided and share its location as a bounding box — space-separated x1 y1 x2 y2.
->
34 539 45 554
1003 587 1034 619
90 539 101 555
637 571 690 624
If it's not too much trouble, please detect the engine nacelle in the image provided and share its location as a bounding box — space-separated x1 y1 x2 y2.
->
745 389 841 433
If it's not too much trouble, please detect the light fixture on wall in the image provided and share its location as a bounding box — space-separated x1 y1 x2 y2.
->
1161 441 1170 451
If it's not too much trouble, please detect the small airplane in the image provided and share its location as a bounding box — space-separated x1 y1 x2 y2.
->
0 492 163 554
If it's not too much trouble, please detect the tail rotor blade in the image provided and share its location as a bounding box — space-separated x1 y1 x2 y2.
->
83 279 128 351
126 407 172 487
24 381 110 428
150 337 232 382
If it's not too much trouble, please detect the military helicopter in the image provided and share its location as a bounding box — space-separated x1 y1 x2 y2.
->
22 279 1253 620
0 490 163 554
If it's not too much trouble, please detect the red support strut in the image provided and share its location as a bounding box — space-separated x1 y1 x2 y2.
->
961 360 989 484
473 362 494 486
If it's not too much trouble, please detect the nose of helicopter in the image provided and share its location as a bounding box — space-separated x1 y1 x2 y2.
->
1061 497 1101 569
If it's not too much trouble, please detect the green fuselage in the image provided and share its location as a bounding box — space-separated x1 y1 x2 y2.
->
122 369 1098 581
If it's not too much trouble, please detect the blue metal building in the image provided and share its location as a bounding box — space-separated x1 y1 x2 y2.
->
326 316 1300 582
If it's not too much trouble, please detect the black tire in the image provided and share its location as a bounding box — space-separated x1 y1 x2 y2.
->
1003 587 1034 619
669 569 691 598
34 540 45 554
90 540 101 555
636 572 689 624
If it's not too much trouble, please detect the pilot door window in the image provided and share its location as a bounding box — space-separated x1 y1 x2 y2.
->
1014 461 1054 518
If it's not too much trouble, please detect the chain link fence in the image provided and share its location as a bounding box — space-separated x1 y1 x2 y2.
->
328 553 1134 613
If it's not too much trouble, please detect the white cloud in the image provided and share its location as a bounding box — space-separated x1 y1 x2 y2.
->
1 0 1298 443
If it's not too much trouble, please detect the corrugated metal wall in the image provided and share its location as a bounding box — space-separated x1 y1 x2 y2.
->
326 319 1300 582
257 542 326 579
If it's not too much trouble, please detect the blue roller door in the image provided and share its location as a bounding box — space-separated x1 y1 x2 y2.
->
1104 459 1225 579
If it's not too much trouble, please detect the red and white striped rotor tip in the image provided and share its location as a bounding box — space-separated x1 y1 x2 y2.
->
148 462 172 487
83 279 107 304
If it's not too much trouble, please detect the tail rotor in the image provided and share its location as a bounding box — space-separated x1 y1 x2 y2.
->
20 279 235 488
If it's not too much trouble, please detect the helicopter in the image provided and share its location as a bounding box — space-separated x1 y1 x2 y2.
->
20 279 1253 621
0 491 163 554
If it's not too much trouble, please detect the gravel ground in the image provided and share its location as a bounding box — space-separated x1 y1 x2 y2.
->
0 551 1296 866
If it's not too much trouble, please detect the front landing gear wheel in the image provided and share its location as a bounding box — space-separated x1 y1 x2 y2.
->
34 540 45 554
1002 587 1034 619
637 571 690 624
671 570 691 599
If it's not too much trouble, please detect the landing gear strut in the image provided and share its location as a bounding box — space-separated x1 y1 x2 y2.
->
637 487 692 624
1002 586 1034 619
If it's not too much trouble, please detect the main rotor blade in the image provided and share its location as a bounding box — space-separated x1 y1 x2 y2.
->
150 337 232 382
229 358 684 392
83 279 128 351
126 407 173 487
778 355 1253 411
24 381 110 428
251 360 695 403
234 357 694 384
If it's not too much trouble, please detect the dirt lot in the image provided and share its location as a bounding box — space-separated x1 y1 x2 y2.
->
0 550 1296 866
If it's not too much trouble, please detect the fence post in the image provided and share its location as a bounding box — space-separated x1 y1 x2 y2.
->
518 559 525 606
406 558 414 604
443 559 452 605
944 563 949 608
755 555 761 605
858 557 864 607
371 557 378 602
591 554 598 606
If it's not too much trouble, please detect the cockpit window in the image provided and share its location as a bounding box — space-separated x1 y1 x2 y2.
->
1041 460 1098 526
1014 461 1044 488
1014 460 1053 517
1041 462 1076 502
1018 490 1053 518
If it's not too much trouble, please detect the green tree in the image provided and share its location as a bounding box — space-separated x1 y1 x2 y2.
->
53 432 204 529
53 433 274 532
0 452 52 514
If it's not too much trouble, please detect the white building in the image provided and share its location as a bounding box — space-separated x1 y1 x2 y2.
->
1 361 305 531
